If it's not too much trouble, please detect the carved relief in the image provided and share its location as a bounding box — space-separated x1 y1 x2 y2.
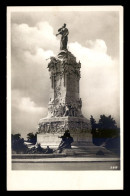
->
47 97 82 118
38 119 90 134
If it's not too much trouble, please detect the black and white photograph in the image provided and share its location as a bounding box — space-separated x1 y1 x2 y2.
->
7 6 123 190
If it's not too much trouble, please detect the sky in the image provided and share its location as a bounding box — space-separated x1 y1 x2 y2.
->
10 8 121 138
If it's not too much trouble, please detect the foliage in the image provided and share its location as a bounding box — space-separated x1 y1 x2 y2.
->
90 115 120 151
90 115 97 134
27 132 37 144
12 133 21 140
11 134 28 154
11 133 54 154
97 115 119 139
98 115 117 130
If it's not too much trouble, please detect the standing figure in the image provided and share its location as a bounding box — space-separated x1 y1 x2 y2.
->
56 24 69 50
65 104 69 116
54 107 58 117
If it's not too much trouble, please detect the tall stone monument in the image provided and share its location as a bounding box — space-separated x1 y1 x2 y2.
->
37 24 92 147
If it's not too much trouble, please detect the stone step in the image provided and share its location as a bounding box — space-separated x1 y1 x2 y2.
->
59 146 117 157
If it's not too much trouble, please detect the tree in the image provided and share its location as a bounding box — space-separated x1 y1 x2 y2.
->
90 115 120 149
90 115 99 145
96 115 120 154
98 115 117 130
11 133 28 154
98 115 118 139
11 133 21 141
27 132 37 144
90 115 97 134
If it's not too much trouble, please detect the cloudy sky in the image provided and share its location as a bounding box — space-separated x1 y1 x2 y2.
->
10 7 121 138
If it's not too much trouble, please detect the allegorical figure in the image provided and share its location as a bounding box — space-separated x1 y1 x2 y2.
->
57 130 74 152
56 23 69 50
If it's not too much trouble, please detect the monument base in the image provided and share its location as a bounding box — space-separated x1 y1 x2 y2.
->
37 116 93 147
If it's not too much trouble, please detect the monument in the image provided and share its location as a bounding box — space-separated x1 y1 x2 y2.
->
37 24 93 147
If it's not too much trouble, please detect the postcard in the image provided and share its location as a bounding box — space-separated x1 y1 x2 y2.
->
7 6 123 190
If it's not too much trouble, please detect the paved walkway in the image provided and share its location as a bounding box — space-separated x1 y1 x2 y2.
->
12 157 120 163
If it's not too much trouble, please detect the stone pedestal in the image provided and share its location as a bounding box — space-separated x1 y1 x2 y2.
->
37 116 93 147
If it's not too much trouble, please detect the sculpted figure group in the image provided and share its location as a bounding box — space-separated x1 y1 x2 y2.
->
48 98 82 118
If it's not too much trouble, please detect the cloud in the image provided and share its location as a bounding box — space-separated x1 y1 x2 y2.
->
12 90 48 138
12 90 45 114
12 21 59 53
18 97 43 113
86 39 107 53
69 40 113 66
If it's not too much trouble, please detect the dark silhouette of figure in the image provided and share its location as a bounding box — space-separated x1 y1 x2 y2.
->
56 24 69 50
57 130 74 152
45 146 53 154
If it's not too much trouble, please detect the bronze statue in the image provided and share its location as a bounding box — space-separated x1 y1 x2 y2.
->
57 130 74 151
56 24 69 50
